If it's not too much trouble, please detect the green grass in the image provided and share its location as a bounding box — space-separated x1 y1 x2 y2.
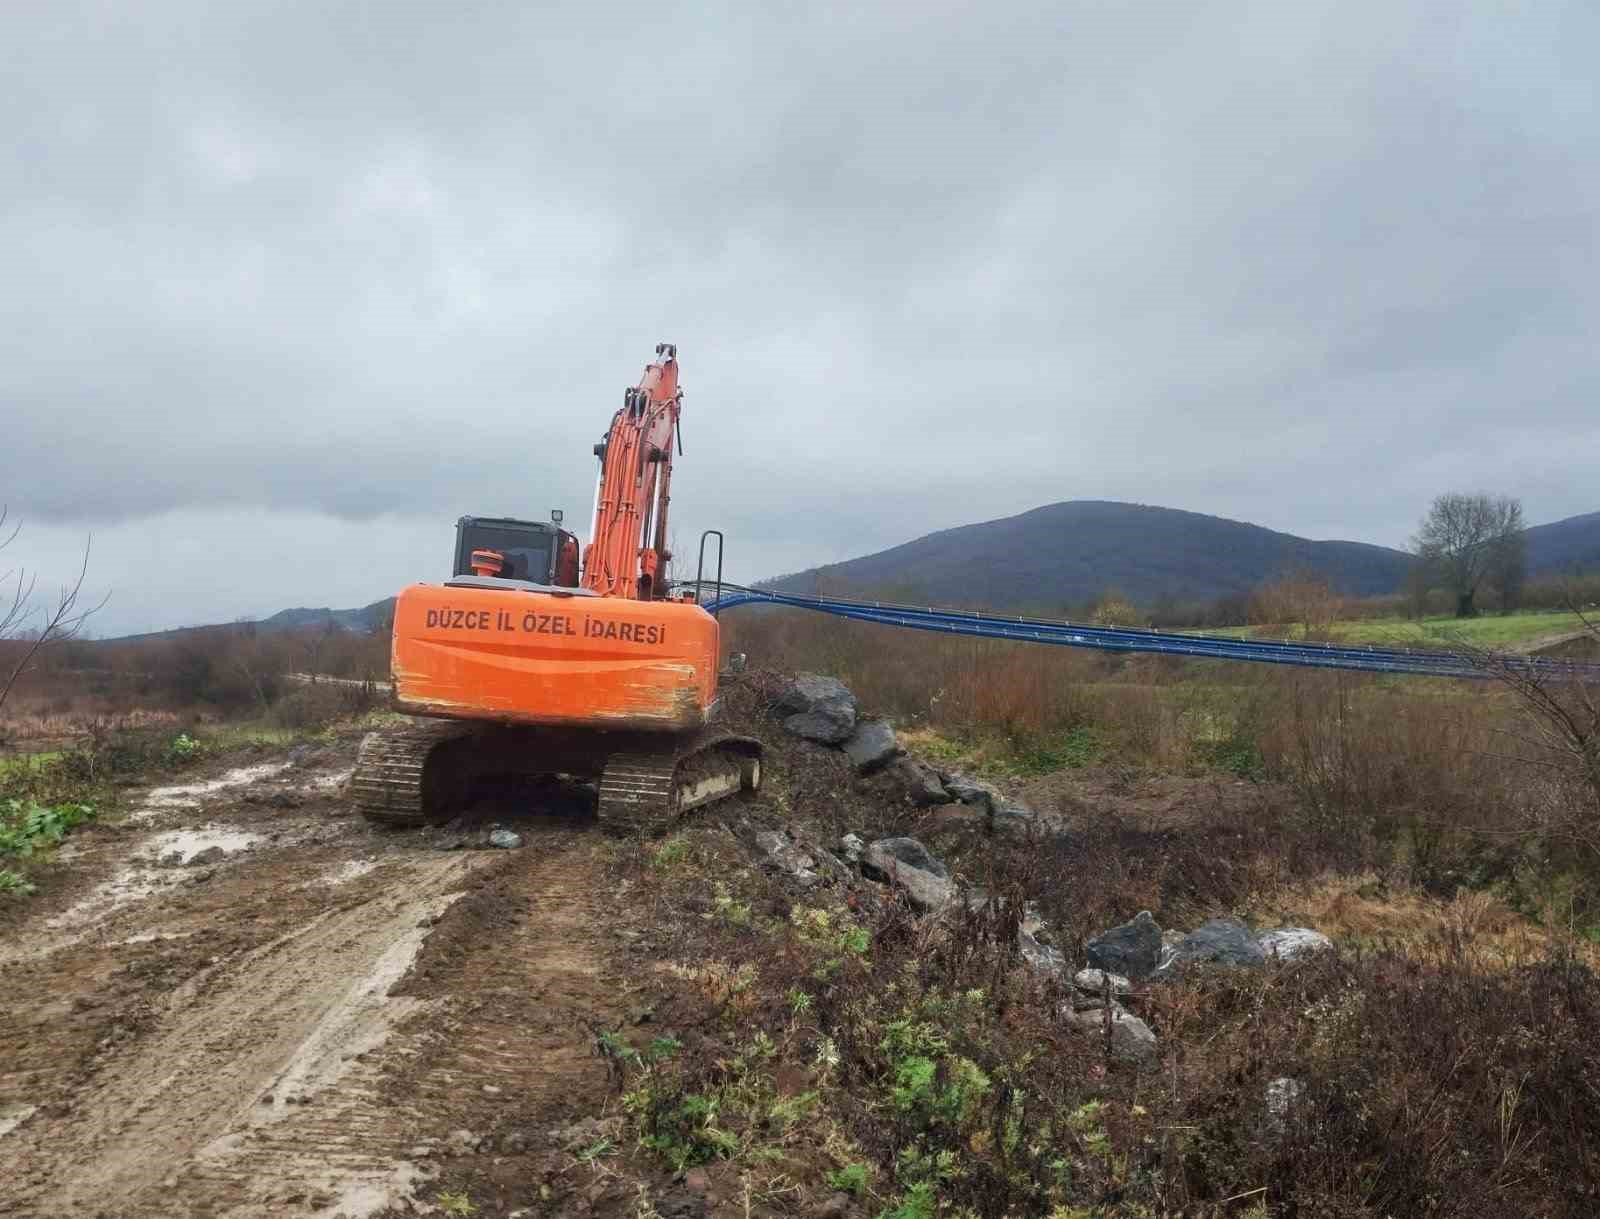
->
1188 611 1587 650
1333 610 1587 648
0 751 65 778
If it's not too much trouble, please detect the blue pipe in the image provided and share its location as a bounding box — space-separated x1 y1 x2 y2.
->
702 586 1599 681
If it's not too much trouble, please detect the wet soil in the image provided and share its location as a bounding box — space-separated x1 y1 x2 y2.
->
0 748 641 1218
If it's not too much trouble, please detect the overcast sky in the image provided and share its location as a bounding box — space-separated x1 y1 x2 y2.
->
3 2 1595 635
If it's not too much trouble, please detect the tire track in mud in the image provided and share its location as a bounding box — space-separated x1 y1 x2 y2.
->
3 852 488 1218
1 747 630 1219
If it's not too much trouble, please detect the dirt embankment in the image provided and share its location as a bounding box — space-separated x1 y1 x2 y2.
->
0 746 647 1219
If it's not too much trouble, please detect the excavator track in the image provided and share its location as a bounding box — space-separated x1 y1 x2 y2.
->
597 731 762 836
350 721 474 827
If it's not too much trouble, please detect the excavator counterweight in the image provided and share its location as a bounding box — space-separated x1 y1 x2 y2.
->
350 347 761 832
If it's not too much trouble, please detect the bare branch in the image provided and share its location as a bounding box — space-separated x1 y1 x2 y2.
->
0 532 109 718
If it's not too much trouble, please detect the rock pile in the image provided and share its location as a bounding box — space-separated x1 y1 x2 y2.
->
755 671 1334 1068
771 673 1040 836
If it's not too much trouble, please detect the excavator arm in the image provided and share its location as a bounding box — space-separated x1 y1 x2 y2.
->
582 343 682 600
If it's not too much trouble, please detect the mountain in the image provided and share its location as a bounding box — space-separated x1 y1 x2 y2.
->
1527 510 1600 575
111 598 395 642
764 501 1413 610
256 600 395 634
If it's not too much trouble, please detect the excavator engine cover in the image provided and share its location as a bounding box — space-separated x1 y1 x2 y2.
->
390 582 718 733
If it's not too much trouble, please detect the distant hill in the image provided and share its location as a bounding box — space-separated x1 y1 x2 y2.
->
110 503 1596 638
113 598 395 642
256 600 395 634
1528 510 1600 575
764 501 1413 610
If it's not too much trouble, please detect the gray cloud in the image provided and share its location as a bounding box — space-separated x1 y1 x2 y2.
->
2 1 1596 634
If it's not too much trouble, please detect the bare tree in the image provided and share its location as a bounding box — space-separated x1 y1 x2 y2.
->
1250 568 1345 640
1412 492 1525 619
0 507 107 718
1486 523 1528 614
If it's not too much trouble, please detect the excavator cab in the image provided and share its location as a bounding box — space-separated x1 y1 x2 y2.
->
451 515 580 588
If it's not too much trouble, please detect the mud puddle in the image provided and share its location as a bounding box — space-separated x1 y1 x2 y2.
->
133 761 295 820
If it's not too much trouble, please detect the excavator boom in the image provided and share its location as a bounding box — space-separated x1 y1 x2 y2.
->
583 343 681 600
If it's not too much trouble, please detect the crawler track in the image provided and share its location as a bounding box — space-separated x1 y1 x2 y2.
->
596 732 762 835
350 722 472 826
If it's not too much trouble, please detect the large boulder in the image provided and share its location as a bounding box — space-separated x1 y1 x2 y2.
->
777 673 858 744
1257 927 1332 961
784 707 856 745
1159 918 1267 974
887 755 948 805
843 720 900 772
861 836 953 912
1086 911 1164 980
1064 1004 1158 1063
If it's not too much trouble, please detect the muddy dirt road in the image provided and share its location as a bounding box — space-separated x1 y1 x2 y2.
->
0 743 642 1218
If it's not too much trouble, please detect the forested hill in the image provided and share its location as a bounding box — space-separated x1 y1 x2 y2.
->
766 501 1414 609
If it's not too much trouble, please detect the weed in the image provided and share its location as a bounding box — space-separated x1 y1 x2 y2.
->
708 884 752 927
651 834 690 871
828 1161 871 1196
165 732 202 765
435 1190 476 1216
878 1180 937 1219
577 1137 616 1163
0 868 36 896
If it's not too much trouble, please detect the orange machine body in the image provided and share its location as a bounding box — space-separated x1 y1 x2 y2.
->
391 582 719 733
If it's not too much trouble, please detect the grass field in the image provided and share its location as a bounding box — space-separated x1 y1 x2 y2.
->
1212 609 1590 648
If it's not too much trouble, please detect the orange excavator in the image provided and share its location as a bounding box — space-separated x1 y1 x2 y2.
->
350 344 762 831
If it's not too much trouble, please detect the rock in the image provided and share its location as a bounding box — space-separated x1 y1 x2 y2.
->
1018 926 1067 976
266 790 303 809
444 1128 480 1156
776 672 857 716
1257 927 1332 961
187 846 227 867
843 720 900 772
1160 918 1267 974
887 754 947 804
754 829 821 887
1265 1076 1305 1135
839 833 866 864
861 837 948 880
1064 1003 1159 1062
861 837 954 913
1086 911 1164 980
287 744 316 768
1073 968 1132 996
942 771 998 810
785 708 857 745
488 828 523 850
777 674 858 743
